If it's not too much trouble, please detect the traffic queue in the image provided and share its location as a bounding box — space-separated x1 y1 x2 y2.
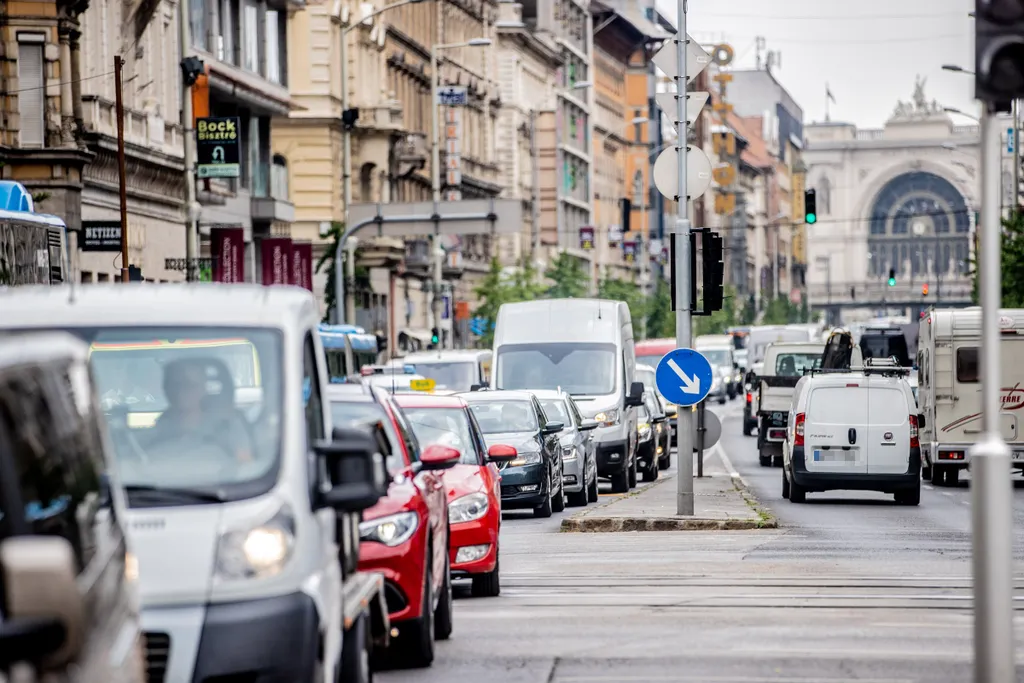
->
0 284 675 683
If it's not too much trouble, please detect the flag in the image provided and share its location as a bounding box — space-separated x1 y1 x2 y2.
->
826 84 836 104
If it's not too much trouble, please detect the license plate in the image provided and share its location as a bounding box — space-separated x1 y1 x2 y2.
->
813 449 856 463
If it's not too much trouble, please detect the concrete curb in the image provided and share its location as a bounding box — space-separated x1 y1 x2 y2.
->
713 442 779 529
560 515 776 532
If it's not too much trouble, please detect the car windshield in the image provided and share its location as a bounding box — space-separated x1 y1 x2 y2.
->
699 348 731 367
468 400 538 434
539 398 570 427
402 406 479 465
329 400 406 472
636 368 656 391
775 353 821 377
636 353 665 369
20 327 283 505
409 361 476 392
496 342 616 395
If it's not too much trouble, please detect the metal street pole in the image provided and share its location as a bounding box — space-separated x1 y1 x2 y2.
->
113 56 130 284
1014 99 1020 212
971 105 1015 683
639 172 648 340
430 46 443 346
674 0 694 516
530 108 541 257
178 0 198 282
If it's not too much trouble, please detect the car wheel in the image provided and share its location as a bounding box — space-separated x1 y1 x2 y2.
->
718 395 727 405
396 559 434 667
743 422 753 436
610 467 629 493
894 483 921 506
339 612 372 683
642 455 659 482
921 463 931 481
433 559 453 641
658 452 670 470
471 552 501 597
781 468 790 499
534 477 554 517
627 455 638 488
551 482 566 513
587 470 600 502
789 475 807 504
567 481 588 507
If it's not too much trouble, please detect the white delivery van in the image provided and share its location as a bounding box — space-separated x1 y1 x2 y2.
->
0 332 144 683
396 349 492 393
783 358 921 505
747 326 813 366
0 284 391 683
917 307 1024 486
492 299 645 493
755 341 825 466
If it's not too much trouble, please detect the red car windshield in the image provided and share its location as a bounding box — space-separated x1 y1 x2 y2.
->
402 407 481 466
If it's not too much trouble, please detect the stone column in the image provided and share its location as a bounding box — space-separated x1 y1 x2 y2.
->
58 23 75 145
69 27 84 145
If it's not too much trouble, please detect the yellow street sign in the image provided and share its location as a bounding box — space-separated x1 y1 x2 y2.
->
410 378 436 392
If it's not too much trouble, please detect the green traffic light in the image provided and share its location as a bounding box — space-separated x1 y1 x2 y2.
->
888 277 896 287
805 213 816 224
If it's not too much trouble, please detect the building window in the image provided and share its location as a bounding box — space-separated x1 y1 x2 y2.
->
190 0 207 50
17 36 45 148
243 1 260 73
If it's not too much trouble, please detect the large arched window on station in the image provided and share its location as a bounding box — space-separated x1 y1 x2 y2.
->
866 171 971 280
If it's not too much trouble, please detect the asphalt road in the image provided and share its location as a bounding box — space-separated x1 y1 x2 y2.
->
379 398 1024 682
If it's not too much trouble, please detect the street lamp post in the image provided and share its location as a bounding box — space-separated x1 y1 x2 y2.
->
430 38 491 347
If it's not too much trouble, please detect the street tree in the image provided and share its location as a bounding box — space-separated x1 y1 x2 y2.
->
544 252 589 298
598 277 647 335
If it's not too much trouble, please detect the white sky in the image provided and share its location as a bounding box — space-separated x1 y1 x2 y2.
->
654 0 977 128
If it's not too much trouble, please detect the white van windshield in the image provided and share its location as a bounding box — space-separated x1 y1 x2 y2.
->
409 361 476 392
496 342 617 395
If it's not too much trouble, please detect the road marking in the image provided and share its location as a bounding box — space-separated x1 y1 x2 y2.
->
556 677 916 683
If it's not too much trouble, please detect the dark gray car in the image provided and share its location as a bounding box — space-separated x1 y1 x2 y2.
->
532 389 599 507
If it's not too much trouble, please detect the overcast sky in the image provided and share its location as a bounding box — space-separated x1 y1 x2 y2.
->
653 0 976 129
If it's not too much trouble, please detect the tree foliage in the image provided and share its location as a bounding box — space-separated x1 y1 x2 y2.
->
544 252 590 298
316 222 370 323
472 258 546 347
1000 211 1024 307
599 277 647 331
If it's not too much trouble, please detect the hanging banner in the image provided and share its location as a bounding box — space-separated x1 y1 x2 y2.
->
444 108 462 201
211 227 245 283
622 239 638 263
196 116 241 178
292 242 313 291
608 225 623 247
579 226 595 250
260 237 292 285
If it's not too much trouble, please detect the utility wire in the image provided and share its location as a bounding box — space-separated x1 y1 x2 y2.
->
0 70 115 96
693 11 966 21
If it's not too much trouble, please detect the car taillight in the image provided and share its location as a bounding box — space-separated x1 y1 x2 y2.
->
746 392 752 404
909 414 919 449
794 413 805 446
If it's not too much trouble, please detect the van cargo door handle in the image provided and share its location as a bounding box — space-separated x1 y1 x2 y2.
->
848 428 857 444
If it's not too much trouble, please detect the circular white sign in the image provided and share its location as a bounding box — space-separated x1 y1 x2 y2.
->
999 315 1014 329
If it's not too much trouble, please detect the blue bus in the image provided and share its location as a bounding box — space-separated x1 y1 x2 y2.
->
318 324 380 382
0 180 68 285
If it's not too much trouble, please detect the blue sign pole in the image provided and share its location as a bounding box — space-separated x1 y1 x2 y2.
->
655 348 714 408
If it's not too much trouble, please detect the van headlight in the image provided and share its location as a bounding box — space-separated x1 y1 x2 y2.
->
359 511 418 547
593 409 620 426
638 422 652 441
216 506 295 580
448 493 489 524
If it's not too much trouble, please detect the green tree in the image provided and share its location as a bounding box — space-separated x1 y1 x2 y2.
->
1000 211 1024 307
473 258 510 347
693 285 740 336
508 258 547 302
544 252 589 298
598 277 647 335
644 278 675 339
315 222 345 322
760 295 805 325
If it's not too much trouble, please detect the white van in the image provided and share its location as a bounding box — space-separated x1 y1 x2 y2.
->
395 349 492 393
917 307 1024 486
492 299 645 493
0 285 391 683
0 332 144 683
783 359 921 505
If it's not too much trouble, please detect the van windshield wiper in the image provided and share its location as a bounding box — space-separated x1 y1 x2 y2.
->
123 484 227 503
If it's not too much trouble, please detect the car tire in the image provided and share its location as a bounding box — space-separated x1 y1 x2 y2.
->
340 612 373 683
551 483 566 513
587 471 600 502
642 456 659 482
434 560 453 641
789 475 807 503
781 468 790 499
534 477 554 517
471 553 500 598
567 483 588 507
718 395 727 405
610 468 629 493
743 422 753 436
627 455 638 488
894 483 921 506
397 560 434 667
658 452 671 470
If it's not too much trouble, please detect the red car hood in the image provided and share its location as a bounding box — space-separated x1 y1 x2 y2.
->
362 473 418 520
443 463 486 500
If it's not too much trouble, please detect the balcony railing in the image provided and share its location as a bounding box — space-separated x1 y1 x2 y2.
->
252 162 289 201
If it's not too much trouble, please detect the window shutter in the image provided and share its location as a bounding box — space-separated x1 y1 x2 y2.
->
18 43 45 147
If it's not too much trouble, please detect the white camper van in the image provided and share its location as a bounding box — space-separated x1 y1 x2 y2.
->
492 299 646 493
917 307 1024 486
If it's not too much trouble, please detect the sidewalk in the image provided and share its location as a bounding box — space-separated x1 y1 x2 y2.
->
560 445 777 532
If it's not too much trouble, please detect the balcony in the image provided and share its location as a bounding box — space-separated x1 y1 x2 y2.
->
251 161 294 223
80 95 184 156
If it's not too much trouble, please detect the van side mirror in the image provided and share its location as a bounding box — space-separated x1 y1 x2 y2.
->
0 537 84 671
625 381 645 407
651 414 667 424
579 418 599 431
470 382 489 392
315 426 390 512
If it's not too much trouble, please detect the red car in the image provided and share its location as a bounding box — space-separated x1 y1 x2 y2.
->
392 393 517 596
326 383 459 667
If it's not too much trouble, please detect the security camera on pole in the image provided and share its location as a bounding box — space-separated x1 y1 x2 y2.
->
649 4 719 516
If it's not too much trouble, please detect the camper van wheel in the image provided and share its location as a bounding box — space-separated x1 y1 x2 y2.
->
921 463 931 481
788 477 807 503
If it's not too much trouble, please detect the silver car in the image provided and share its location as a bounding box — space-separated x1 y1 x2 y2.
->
532 389 600 507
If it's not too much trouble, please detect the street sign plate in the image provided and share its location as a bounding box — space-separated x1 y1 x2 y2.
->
653 146 713 200
652 35 711 82
346 199 523 237
655 348 714 407
656 91 709 131
1009 127 1015 154
437 86 468 106
410 378 436 392
695 409 722 450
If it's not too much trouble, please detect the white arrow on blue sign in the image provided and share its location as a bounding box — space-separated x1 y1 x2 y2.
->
655 348 714 407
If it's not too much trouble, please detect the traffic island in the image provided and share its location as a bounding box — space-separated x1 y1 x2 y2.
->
560 448 777 532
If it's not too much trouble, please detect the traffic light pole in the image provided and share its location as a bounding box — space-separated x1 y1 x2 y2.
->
971 104 1015 683
674 0 694 516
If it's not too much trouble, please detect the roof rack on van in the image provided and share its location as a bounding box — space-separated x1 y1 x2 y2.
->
807 357 911 378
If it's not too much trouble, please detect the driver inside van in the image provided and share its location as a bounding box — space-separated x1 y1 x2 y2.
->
140 359 254 463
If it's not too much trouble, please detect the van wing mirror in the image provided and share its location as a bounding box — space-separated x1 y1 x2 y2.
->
315 425 390 512
625 381 645 407
579 418 599 431
0 537 84 671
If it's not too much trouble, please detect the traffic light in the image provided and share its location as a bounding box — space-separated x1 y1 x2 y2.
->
430 327 440 346
888 268 896 287
804 189 817 224
620 198 632 233
975 1 1024 106
922 283 929 296
691 230 724 314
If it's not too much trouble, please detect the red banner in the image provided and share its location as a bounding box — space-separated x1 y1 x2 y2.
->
291 242 313 291
212 227 245 283
260 237 292 285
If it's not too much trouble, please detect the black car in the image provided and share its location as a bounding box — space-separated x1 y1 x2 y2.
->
459 390 565 518
642 390 672 472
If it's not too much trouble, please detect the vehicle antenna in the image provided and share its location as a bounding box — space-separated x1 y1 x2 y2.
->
597 299 602 319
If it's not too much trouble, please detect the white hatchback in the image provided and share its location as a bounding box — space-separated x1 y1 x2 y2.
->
782 360 922 505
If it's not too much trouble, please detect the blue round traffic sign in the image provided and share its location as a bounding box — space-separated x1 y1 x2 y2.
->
654 348 714 407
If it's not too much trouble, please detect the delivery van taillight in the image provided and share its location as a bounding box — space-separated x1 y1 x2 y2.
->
794 413 805 447
909 415 919 449
745 392 752 404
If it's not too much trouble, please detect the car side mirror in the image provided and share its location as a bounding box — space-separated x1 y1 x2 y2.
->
625 381 645 407
487 444 518 462
420 444 461 470
651 414 667 424
734 362 740 370
579 418 599 431
0 537 84 671
542 421 564 435
470 382 489 391
663 404 677 417
315 426 390 512
917 413 927 429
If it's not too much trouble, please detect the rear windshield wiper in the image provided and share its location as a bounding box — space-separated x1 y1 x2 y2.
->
123 484 226 503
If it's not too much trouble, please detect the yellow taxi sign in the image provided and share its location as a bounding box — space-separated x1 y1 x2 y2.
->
410 378 436 392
